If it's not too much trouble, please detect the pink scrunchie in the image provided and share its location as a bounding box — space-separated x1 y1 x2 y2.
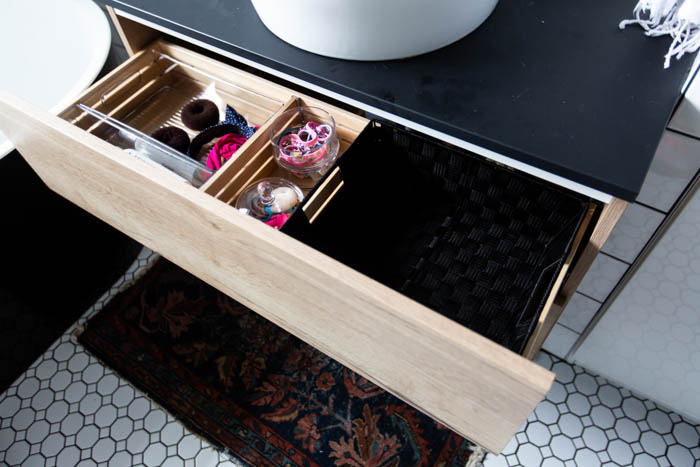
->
264 213 289 229
207 133 248 170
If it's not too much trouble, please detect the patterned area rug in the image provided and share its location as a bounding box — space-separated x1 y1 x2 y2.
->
78 259 477 466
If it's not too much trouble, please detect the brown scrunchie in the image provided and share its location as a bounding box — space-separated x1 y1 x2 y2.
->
181 99 219 131
150 126 190 153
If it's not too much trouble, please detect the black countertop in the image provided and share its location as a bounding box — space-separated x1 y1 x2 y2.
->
103 0 696 201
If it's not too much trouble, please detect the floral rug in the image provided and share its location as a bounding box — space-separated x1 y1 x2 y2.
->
78 259 477 466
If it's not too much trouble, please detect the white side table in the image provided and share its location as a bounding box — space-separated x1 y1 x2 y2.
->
0 0 111 158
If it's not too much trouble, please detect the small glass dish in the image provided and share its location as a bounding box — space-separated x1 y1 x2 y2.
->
235 177 303 229
270 106 340 179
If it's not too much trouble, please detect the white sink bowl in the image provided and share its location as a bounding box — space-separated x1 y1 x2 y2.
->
250 0 499 61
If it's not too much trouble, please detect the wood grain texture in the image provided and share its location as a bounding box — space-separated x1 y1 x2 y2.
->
560 198 628 302
523 200 626 359
302 166 344 222
107 6 161 57
201 98 298 197
63 39 365 195
206 97 366 205
0 89 553 453
145 41 369 200
522 204 596 359
61 47 163 125
157 43 368 133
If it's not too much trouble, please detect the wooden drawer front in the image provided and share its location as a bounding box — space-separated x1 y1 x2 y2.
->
0 41 553 453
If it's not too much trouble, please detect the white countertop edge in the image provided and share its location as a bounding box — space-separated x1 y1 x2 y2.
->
0 1 112 160
682 53 700 94
116 8 614 203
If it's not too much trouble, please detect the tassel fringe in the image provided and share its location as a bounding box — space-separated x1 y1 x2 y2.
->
620 0 700 68
466 444 487 467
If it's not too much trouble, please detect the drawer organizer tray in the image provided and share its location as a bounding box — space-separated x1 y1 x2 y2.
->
61 44 361 200
284 121 591 353
0 38 558 453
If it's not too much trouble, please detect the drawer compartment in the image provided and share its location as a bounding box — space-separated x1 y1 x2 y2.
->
61 43 364 197
284 121 591 353
0 39 554 453
202 98 360 206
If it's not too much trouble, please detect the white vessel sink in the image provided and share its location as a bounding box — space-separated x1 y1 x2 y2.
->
250 0 499 61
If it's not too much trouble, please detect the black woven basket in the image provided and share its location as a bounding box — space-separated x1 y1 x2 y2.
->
283 121 590 354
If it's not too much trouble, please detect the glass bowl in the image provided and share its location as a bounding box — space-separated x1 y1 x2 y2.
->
270 106 340 179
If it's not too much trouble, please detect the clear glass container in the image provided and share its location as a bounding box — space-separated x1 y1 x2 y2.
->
235 177 303 229
270 106 340 179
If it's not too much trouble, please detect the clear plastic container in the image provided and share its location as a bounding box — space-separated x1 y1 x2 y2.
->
76 103 213 187
235 177 303 229
270 106 340 179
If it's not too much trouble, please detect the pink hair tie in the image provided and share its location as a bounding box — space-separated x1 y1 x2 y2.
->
279 133 302 149
296 128 318 147
264 212 290 229
207 133 248 170
315 124 332 142
304 122 331 142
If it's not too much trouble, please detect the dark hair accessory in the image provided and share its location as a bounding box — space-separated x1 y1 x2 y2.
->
187 105 257 160
181 99 219 131
150 126 190 153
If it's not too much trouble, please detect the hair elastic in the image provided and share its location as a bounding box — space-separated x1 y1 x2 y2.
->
187 105 258 160
206 133 248 170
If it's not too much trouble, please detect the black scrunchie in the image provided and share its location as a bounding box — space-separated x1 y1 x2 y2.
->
187 105 257 160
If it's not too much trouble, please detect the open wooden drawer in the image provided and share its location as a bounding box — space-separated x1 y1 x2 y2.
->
0 38 555 453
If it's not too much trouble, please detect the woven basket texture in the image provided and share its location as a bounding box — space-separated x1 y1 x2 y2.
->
284 121 588 353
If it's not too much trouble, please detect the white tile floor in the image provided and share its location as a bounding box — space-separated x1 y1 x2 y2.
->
0 249 243 467
484 353 700 467
558 293 601 335
1 248 699 466
576 254 629 303
600 203 664 264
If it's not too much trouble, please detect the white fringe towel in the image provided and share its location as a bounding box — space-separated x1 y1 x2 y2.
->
620 0 700 68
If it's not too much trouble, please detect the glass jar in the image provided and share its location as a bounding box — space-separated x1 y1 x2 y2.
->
270 106 339 179
235 177 303 229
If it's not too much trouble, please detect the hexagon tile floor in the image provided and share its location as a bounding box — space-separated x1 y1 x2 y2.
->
0 249 243 467
484 352 700 467
1 248 699 467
